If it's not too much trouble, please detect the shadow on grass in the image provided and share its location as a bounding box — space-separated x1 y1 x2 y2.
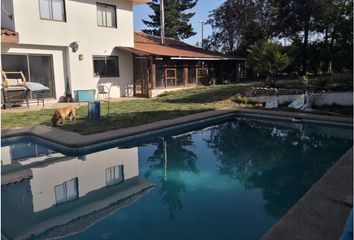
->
158 84 256 104
61 109 214 135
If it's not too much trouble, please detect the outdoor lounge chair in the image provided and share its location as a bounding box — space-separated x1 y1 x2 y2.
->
97 84 111 117
1 71 50 108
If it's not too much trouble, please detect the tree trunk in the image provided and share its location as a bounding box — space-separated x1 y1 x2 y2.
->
302 22 310 75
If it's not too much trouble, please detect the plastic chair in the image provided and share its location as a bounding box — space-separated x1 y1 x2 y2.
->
97 84 111 117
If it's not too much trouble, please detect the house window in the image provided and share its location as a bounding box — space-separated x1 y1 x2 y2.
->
39 0 66 21
188 66 197 84
105 165 124 186
165 68 177 87
93 56 119 77
54 178 78 204
97 3 117 28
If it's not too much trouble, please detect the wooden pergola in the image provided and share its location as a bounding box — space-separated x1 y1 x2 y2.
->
118 32 245 98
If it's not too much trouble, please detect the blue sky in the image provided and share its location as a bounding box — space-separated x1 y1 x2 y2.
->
133 0 226 46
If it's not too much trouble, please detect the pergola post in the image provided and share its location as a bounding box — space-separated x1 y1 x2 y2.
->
150 57 156 89
183 65 188 86
235 61 240 82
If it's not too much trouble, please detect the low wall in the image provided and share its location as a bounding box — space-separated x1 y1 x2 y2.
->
249 92 353 107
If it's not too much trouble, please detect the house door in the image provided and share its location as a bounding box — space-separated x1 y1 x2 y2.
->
133 58 149 97
28 55 55 98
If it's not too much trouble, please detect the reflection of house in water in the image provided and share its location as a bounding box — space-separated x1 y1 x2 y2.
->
1 144 154 240
1 142 62 167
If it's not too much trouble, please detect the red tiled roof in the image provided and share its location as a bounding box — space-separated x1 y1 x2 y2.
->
1 28 19 43
118 32 244 60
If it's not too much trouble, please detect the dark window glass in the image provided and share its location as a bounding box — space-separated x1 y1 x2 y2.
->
176 67 184 86
188 67 196 84
106 56 119 76
28 55 55 98
93 57 106 77
156 67 164 88
93 56 119 77
1 54 29 80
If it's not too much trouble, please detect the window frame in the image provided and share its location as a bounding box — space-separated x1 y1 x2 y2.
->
54 177 79 204
105 165 124 186
93 55 120 78
165 68 177 87
96 2 117 28
38 0 67 22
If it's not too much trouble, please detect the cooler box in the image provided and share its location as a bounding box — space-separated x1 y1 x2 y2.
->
74 89 96 102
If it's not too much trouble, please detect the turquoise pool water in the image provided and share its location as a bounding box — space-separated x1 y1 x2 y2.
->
1 117 352 240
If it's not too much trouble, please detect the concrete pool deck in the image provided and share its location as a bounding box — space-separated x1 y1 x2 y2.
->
1 108 353 239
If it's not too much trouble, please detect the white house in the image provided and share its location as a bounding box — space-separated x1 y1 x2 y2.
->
1 0 150 100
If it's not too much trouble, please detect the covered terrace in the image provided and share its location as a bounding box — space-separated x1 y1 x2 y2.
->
118 32 245 98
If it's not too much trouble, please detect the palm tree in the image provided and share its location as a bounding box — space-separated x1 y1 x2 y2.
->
247 41 290 87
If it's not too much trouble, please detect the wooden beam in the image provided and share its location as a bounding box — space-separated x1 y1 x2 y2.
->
183 65 188 86
150 57 156 89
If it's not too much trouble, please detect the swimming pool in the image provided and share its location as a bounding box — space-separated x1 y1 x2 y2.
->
1 116 352 240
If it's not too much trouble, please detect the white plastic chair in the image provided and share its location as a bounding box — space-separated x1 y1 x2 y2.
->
97 84 111 117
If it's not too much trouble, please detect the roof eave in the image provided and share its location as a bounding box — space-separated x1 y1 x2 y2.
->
131 0 151 5
170 57 246 61
1 36 19 44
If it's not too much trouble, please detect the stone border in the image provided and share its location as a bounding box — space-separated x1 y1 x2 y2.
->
1 108 352 148
249 91 353 106
262 147 353 240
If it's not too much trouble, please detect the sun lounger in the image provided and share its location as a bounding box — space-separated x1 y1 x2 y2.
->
1 71 50 108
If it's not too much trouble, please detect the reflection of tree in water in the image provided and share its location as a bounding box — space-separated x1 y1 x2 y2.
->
145 135 198 220
206 120 352 217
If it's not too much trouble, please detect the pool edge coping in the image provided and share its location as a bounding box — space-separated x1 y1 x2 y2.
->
2 108 353 148
261 147 353 240
1 108 353 240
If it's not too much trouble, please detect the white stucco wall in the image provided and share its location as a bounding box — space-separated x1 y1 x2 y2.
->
30 147 139 212
249 92 353 107
2 0 137 99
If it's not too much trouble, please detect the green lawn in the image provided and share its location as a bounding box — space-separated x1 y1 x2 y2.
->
2 82 261 134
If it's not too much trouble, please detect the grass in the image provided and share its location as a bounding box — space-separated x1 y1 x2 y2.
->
2 77 351 134
1 82 261 134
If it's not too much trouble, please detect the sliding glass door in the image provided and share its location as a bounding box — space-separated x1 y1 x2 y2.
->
1 54 55 98
1 54 29 80
28 55 55 98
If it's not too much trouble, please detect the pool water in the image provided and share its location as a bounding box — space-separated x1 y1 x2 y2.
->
1 117 352 240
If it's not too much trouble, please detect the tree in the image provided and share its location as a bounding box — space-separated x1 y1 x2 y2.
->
318 0 353 72
145 136 198 220
142 0 198 40
247 41 290 87
205 119 352 217
271 0 352 74
206 0 273 55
